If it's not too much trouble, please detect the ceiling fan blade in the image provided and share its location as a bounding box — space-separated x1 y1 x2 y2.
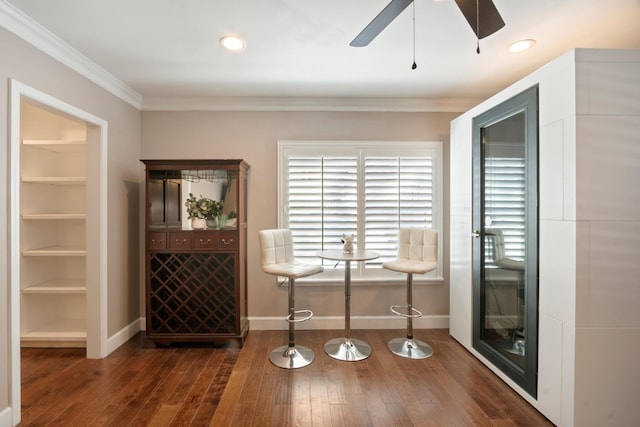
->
454 0 505 39
350 0 414 47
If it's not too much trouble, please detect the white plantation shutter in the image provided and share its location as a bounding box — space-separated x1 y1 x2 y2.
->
484 157 526 260
364 157 434 265
288 156 358 259
279 141 442 282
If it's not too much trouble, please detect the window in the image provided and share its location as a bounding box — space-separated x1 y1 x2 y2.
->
278 141 443 283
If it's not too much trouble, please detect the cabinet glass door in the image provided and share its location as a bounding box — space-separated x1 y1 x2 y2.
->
472 86 539 397
147 169 238 230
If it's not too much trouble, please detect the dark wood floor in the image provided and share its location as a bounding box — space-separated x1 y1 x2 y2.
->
20 329 554 426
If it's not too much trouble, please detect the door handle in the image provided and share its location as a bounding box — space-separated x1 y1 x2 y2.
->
471 230 480 238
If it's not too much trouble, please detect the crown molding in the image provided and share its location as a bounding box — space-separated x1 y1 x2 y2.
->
0 0 142 109
141 96 479 113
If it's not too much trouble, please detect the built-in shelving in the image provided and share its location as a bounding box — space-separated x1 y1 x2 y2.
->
20 122 88 347
22 213 86 220
21 176 86 184
22 278 86 294
21 331 87 342
22 139 85 149
22 246 87 256
21 317 87 343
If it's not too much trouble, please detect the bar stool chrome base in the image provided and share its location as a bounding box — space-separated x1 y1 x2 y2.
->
504 338 525 357
324 338 372 361
270 344 315 369
388 337 433 360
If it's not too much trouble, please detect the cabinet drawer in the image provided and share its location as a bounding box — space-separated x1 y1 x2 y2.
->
168 231 192 250
218 231 238 250
148 232 167 250
193 231 218 250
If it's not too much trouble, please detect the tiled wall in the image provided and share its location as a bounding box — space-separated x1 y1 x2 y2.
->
572 51 640 427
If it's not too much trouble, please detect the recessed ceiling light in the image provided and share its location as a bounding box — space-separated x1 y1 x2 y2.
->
508 39 536 53
219 35 245 51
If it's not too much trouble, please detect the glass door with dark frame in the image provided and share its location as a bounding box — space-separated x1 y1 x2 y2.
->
472 86 539 397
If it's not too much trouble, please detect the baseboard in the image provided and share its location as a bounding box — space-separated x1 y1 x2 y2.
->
0 406 13 427
106 318 143 356
249 315 449 331
124 315 448 336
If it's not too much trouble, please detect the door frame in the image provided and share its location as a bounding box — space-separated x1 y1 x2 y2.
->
8 79 108 425
471 85 539 397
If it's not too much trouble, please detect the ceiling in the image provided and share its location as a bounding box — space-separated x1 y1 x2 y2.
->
5 0 640 110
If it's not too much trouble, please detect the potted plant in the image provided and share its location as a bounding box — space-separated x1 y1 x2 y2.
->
185 193 223 229
207 199 224 228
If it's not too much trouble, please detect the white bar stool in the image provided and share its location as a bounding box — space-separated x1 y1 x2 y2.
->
383 228 438 359
485 228 526 356
258 229 323 369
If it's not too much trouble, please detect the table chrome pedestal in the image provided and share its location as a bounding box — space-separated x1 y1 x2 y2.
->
324 338 371 362
317 249 379 362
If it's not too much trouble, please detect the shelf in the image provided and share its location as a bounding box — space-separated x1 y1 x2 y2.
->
22 279 86 294
23 246 86 256
22 139 86 153
21 318 87 342
21 331 86 342
22 176 86 185
22 213 86 220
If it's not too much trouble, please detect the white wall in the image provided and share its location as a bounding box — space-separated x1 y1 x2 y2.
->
141 110 456 330
450 48 640 426
0 26 141 426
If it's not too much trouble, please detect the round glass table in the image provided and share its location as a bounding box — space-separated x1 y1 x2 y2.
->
316 249 379 361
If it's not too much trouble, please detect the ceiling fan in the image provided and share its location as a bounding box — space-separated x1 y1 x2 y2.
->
350 0 505 47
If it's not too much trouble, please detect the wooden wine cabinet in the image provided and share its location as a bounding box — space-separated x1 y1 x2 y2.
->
142 159 250 346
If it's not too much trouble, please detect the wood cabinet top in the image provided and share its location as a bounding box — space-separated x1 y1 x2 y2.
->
141 159 250 171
